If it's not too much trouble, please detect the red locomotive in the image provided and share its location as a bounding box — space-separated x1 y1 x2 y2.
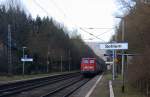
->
80 58 101 76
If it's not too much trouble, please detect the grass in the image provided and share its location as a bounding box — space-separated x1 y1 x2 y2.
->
115 74 123 80
0 73 51 81
105 72 123 80
105 71 112 80
113 82 145 97
113 74 146 97
92 71 146 97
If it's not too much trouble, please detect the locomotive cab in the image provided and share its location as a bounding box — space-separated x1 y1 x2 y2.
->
80 58 97 76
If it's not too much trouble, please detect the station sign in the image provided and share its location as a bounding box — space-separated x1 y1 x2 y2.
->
100 43 128 50
105 61 113 64
21 58 33 62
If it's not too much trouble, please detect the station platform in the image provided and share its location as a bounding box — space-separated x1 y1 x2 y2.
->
76 71 143 97
70 72 111 97
0 71 78 85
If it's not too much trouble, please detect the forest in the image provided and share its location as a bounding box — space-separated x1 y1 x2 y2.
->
115 0 150 96
0 1 104 75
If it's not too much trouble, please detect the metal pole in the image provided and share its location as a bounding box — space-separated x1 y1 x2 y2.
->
69 59 70 72
126 55 128 75
122 54 125 92
23 48 25 76
61 56 62 72
8 24 12 75
47 52 49 73
22 47 26 76
126 55 128 82
122 19 125 76
122 52 124 76
47 46 50 73
122 18 125 93
112 50 115 80
114 50 117 78
115 28 118 78
69 50 70 72
115 16 125 76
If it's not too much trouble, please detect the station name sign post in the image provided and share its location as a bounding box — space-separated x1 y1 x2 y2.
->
100 43 128 50
21 57 33 76
100 43 128 80
21 58 33 62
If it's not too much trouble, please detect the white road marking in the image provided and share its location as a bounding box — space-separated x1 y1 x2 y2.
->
85 74 103 97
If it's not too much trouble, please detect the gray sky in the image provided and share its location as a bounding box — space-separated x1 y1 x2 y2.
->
23 0 119 42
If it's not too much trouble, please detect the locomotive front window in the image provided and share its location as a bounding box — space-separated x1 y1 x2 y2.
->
83 59 88 64
90 60 94 64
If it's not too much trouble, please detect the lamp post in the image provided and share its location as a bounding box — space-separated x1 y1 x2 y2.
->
22 46 27 76
115 16 125 93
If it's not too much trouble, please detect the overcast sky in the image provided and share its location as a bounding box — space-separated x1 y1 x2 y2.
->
23 0 119 42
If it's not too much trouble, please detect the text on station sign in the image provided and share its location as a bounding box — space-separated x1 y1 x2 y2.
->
100 43 128 50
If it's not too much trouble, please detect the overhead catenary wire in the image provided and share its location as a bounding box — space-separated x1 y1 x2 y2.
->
33 0 109 42
79 27 106 42
50 0 67 18
49 0 80 29
33 0 51 17
82 28 114 40
82 27 114 29
93 28 114 37
47 0 109 42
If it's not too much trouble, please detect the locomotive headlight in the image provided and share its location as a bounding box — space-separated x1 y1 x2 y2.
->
89 66 94 69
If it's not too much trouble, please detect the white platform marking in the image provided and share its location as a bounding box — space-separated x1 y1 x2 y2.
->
85 74 103 97
109 80 114 97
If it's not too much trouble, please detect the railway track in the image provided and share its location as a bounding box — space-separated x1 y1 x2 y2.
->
0 72 80 97
41 78 90 97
